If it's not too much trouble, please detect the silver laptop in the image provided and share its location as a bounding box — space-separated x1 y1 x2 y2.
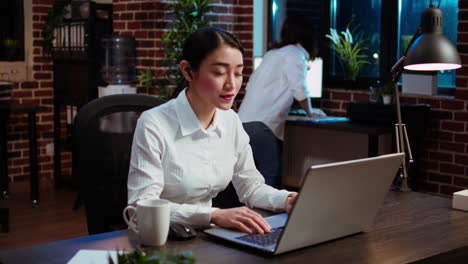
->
204 153 404 255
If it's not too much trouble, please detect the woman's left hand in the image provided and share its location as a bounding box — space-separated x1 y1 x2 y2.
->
285 193 298 213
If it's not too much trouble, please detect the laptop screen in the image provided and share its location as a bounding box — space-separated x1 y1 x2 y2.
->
306 58 323 98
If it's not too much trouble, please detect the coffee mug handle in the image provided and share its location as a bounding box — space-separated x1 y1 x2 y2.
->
123 205 138 234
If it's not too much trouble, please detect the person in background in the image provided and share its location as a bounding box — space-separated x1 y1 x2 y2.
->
237 16 326 188
127 27 297 235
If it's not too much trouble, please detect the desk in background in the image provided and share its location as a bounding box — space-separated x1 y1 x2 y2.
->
0 192 467 263
0 102 47 207
283 119 393 189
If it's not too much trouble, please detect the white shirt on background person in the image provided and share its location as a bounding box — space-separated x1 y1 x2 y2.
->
127 89 292 228
238 44 310 140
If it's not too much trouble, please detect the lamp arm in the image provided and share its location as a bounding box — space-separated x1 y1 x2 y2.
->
391 27 423 83
389 26 423 193
391 56 406 83
404 27 423 56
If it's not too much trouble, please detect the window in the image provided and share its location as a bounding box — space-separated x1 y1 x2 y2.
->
264 0 459 94
0 0 33 82
330 0 381 78
267 0 321 47
328 0 458 93
398 0 458 89
0 0 25 61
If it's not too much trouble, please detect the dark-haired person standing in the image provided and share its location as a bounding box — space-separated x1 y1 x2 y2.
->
238 16 326 188
127 27 297 235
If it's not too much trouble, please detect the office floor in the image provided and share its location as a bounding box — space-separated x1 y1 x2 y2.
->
0 181 88 250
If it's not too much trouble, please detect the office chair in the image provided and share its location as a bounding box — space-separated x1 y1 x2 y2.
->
243 122 282 188
73 94 165 234
213 121 282 209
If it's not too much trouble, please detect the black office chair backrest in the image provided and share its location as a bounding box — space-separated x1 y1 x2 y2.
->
242 122 282 188
213 121 281 209
73 94 165 234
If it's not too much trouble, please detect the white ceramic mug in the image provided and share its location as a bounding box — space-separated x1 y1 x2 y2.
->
123 199 170 246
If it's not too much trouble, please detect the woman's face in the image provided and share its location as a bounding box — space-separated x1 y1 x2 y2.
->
190 44 244 111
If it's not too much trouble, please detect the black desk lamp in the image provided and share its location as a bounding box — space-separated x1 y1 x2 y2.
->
391 0 461 191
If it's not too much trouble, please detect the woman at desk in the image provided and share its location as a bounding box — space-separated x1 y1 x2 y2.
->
127 27 297 235
237 16 326 187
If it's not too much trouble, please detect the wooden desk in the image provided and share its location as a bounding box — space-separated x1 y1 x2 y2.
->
1 192 467 263
283 120 393 188
0 102 48 207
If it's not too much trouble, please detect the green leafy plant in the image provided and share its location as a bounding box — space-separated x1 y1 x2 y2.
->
3 38 19 60
378 82 395 96
401 34 413 56
41 0 69 57
159 0 212 91
109 248 195 264
325 27 370 81
137 67 170 99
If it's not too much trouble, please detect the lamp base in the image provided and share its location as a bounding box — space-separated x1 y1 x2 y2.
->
392 173 412 192
399 177 411 192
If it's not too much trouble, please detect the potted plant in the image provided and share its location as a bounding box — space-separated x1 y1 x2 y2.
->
41 0 69 58
2 38 19 60
110 248 195 264
325 27 370 82
378 82 394 105
159 0 212 95
136 67 170 99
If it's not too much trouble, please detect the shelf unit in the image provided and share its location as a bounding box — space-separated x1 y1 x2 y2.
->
52 1 113 188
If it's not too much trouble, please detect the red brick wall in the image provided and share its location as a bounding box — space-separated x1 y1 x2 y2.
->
5 0 64 184
7 0 252 184
310 2 468 196
112 0 253 109
13 1 467 197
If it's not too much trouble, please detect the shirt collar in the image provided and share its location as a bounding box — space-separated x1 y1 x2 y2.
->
174 88 223 137
295 43 310 61
209 109 223 137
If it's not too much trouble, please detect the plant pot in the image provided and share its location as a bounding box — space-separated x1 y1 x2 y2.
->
382 95 392 105
344 79 359 90
79 2 90 18
343 62 359 83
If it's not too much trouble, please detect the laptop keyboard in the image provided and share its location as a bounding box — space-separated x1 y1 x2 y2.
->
236 227 283 246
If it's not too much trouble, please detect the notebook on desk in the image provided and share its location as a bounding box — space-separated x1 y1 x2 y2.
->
204 153 404 255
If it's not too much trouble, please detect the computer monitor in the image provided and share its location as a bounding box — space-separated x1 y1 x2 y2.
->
306 57 323 98
253 56 323 98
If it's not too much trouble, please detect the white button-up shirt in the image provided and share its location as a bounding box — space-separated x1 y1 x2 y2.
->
128 89 291 228
238 44 310 140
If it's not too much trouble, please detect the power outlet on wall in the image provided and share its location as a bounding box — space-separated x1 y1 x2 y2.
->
46 143 54 155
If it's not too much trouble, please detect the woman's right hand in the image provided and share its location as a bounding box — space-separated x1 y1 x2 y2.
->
307 107 326 117
211 207 271 235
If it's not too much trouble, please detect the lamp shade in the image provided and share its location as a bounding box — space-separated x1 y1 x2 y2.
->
403 6 461 71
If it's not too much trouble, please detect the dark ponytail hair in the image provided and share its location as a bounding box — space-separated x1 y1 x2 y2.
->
171 27 244 99
272 16 318 59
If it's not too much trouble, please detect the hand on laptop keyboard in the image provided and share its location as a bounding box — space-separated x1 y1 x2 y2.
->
307 107 326 117
211 206 272 234
285 193 298 213
236 227 284 246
